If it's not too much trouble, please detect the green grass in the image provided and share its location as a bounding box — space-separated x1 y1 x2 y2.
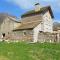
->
0 42 60 60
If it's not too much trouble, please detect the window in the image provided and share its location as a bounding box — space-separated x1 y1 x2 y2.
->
24 32 26 35
23 31 26 36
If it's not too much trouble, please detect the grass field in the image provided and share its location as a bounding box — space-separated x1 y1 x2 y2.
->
0 42 60 60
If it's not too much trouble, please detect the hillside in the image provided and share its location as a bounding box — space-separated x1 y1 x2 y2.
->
53 22 60 30
0 42 60 60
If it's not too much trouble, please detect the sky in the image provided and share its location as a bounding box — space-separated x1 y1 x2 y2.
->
0 0 60 22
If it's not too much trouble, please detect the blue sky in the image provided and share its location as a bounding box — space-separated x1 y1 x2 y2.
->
0 0 60 22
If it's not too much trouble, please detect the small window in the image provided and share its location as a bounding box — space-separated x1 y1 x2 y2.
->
23 31 26 36
24 32 26 35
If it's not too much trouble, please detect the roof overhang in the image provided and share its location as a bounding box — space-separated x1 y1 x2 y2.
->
13 28 33 31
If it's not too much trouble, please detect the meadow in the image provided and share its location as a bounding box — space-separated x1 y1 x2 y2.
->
0 42 60 60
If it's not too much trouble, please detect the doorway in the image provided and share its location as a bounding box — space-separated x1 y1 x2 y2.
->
2 33 5 39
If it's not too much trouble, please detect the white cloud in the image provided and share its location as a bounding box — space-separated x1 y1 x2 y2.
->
5 0 60 11
6 0 58 9
6 0 35 10
6 0 56 10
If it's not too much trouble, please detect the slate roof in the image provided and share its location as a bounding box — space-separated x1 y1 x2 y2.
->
13 20 42 31
21 6 54 18
13 15 42 31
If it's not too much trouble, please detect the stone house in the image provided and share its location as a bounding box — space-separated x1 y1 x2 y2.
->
13 3 54 42
0 13 21 39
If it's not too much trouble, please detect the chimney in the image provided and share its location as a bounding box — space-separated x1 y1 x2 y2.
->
34 3 41 12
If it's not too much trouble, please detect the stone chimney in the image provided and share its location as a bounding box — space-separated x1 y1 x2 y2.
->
34 3 41 12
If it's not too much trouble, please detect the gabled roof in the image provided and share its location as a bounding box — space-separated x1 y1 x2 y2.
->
13 20 42 31
13 5 54 31
13 15 42 31
21 6 54 18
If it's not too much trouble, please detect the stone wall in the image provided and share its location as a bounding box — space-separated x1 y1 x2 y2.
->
5 30 33 42
38 32 60 43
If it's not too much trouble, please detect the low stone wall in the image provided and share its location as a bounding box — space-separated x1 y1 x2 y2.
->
0 31 60 43
38 32 60 43
2 30 33 42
